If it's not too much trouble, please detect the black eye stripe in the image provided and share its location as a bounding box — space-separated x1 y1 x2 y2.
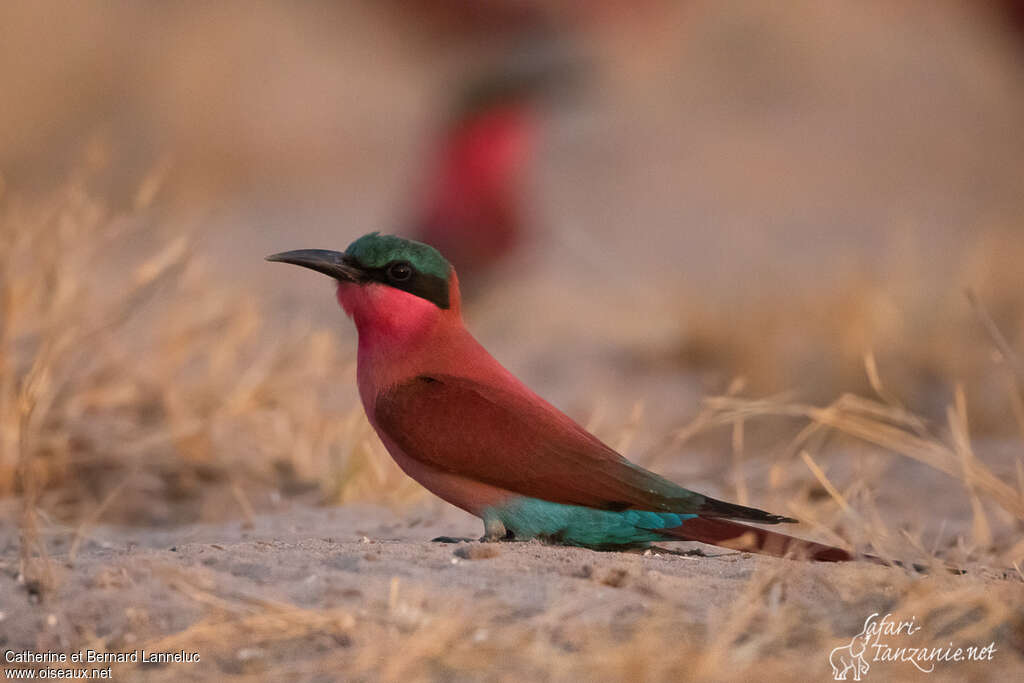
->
356 260 451 310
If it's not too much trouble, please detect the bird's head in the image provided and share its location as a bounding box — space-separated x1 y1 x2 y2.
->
267 233 461 342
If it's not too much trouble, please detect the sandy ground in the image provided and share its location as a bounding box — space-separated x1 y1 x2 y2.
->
2 481 1022 681
3 3 1024 681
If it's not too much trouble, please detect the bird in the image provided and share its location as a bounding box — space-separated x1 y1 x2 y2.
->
408 36 584 288
267 233 852 561
408 65 539 286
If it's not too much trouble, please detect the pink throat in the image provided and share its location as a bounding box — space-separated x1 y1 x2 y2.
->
337 281 444 350
335 276 528 414
336 279 470 403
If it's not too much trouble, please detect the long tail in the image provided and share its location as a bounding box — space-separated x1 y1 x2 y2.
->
655 516 852 562
656 517 969 572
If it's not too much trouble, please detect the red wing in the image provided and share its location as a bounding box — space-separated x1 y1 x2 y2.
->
373 374 703 512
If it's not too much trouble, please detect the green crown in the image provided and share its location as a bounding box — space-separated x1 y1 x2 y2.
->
345 233 451 280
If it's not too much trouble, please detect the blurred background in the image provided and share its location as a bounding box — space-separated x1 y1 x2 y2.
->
2 0 1023 530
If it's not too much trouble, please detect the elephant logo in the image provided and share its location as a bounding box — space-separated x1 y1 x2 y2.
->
830 615 876 680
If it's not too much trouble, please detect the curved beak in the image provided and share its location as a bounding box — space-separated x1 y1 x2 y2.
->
265 249 364 282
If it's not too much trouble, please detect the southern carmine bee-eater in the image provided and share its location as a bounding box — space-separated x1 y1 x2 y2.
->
268 233 851 561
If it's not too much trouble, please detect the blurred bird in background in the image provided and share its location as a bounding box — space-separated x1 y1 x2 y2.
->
385 0 674 287
406 34 585 288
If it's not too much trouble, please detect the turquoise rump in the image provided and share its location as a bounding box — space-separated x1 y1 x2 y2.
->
484 497 698 549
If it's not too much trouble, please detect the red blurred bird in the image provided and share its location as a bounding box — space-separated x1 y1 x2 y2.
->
412 78 537 283
409 39 584 286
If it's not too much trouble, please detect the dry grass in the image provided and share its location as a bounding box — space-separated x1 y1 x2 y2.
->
3 177 1024 679
686 383 1023 567
2 2 1023 679
76 548 1022 682
78 367 1020 681
0 178 426 594
672 225 1024 436
2 175 1023 680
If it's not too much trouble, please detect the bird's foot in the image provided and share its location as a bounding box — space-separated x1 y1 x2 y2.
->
431 536 475 544
649 545 712 557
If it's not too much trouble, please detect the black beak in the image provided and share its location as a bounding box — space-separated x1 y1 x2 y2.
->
265 249 364 282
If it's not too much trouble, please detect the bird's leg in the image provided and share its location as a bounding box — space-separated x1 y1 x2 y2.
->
433 515 513 544
479 514 510 542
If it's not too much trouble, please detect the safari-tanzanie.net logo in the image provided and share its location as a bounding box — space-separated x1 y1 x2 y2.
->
829 612 996 680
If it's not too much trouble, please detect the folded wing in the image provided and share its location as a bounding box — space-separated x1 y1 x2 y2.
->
375 374 795 523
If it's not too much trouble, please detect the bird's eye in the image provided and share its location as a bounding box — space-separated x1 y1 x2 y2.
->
387 261 413 282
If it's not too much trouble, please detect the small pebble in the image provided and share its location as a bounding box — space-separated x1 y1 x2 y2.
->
575 565 593 579
600 568 629 588
237 648 264 661
454 545 501 560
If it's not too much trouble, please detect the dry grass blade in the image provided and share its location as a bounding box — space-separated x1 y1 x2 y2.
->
67 466 139 565
799 450 855 518
966 288 1024 383
700 393 1024 522
0 179 416 549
